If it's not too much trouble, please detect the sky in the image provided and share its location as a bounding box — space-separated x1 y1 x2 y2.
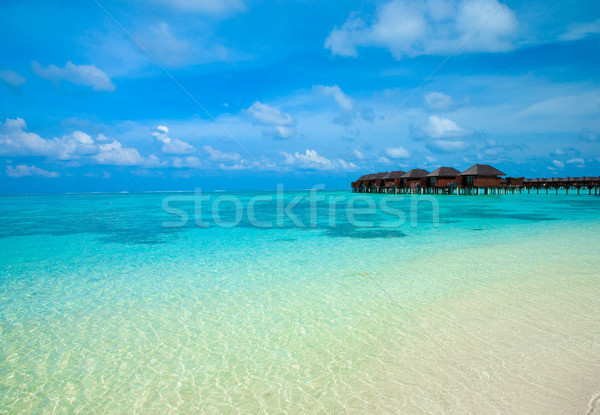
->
0 0 599 193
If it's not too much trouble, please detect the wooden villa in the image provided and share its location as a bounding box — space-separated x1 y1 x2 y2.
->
458 164 505 194
383 170 406 192
426 167 460 194
400 169 429 193
372 172 389 193
351 163 599 195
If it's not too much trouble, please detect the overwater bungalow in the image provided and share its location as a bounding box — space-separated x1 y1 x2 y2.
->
458 164 505 194
426 167 460 194
372 172 389 193
504 177 524 187
361 173 377 192
400 169 429 192
351 164 598 195
384 170 406 192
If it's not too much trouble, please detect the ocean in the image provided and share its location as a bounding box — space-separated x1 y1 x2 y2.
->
1 190 599 413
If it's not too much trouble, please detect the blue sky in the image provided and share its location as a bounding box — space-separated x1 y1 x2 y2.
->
0 0 599 192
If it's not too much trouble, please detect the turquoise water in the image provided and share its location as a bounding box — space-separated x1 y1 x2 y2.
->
1 191 600 413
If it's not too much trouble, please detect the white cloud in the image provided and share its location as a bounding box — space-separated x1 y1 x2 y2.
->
425 156 438 163
280 149 357 171
386 146 411 158
560 19 600 41
203 145 242 162
424 115 468 138
430 140 468 151
579 129 597 142
145 0 245 15
325 0 517 59
552 160 565 168
566 157 585 166
353 150 365 159
425 92 453 110
263 126 296 140
92 136 146 166
172 156 201 168
0 118 96 159
245 101 296 139
246 101 294 126
152 125 195 154
218 162 253 170
0 70 26 87
520 92 600 118
314 84 374 124
142 23 193 67
6 164 59 178
315 85 354 111
0 117 158 167
32 61 115 92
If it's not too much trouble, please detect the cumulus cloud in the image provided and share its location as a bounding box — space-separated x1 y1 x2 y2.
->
6 164 59 178
566 157 585 167
280 149 357 170
385 146 411 158
314 85 374 124
32 61 115 92
424 115 468 138
246 101 294 126
325 0 517 59
152 125 195 154
0 117 159 167
203 145 242 162
92 136 146 166
0 70 26 87
0 118 96 159
172 156 201 168
424 92 453 110
245 101 296 139
560 19 600 41
263 126 296 140
353 150 365 159
145 0 245 15
552 160 565 168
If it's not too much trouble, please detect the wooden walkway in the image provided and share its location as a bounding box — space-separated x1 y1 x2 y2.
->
352 180 600 196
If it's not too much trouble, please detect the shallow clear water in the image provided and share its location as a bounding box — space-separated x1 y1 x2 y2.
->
1 191 599 413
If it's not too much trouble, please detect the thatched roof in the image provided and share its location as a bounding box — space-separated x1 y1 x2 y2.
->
460 164 505 176
381 172 393 180
356 174 370 181
401 169 430 178
386 170 406 179
373 172 389 180
427 167 460 177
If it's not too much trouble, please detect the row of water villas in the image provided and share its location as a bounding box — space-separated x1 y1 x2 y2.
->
351 164 600 195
